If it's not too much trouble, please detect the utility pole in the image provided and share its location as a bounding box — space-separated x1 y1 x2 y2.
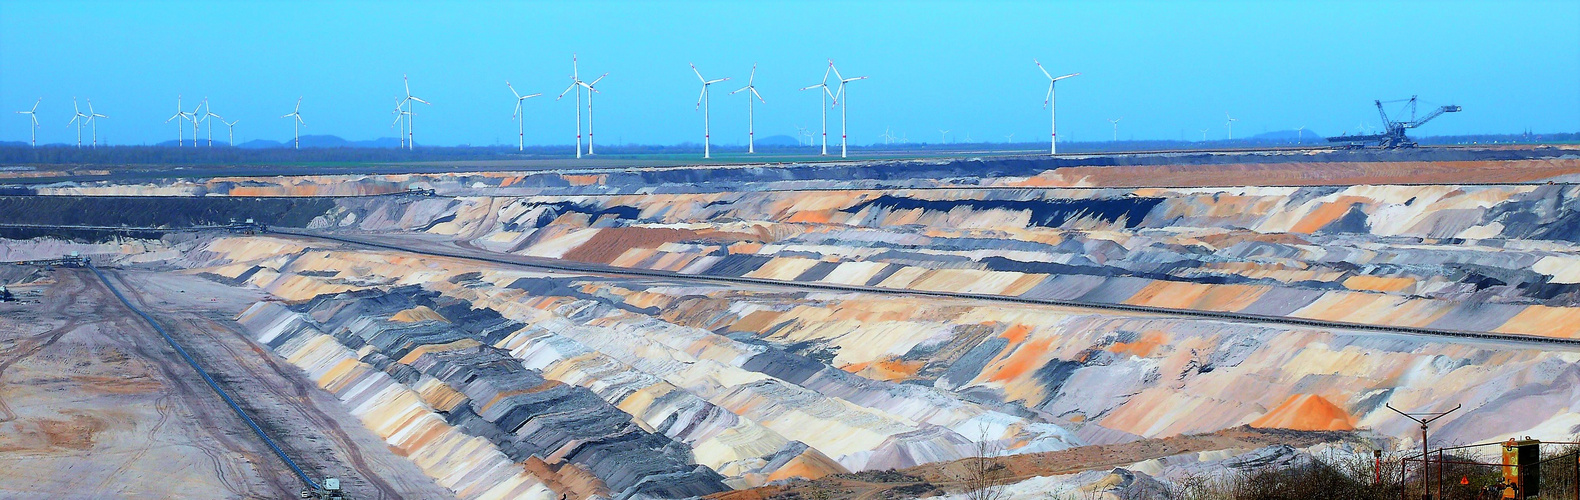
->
1388 403 1460 500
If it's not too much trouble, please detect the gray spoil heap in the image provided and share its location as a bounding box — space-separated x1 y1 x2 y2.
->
280 286 732 499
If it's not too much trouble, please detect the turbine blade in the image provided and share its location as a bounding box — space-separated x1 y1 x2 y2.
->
557 82 577 100
508 82 521 99
691 63 705 83
731 85 749 94
696 86 706 110
1045 84 1053 108
749 64 756 85
589 73 607 86
410 96 430 105
752 88 764 103
1035 59 1053 80
706 77 730 84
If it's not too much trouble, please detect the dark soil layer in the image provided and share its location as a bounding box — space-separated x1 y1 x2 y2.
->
0 196 334 228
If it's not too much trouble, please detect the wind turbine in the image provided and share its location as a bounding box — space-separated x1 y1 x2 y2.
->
223 118 239 146
68 98 88 148
795 125 811 146
556 54 586 159
507 81 541 152
281 97 305 149
938 129 950 144
1225 113 1237 140
1109 117 1122 142
166 95 193 147
15 98 40 148
1296 125 1306 143
203 99 223 147
1035 59 1079 155
579 71 607 155
880 127 896 145
1200 129 1210 141
829 60 867 159
398 75 430 149
188 99 205 147
1004 133 1015 143
86 99 107 148
730 64 766 153
690 63 729 159
799 61 837 155
391 99 407 148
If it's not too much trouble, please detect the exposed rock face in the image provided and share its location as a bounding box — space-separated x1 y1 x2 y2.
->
25 153 1580 498
200 227 1579 497
316 184 1580 339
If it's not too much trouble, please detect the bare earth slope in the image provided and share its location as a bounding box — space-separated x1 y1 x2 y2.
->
0 268 452 499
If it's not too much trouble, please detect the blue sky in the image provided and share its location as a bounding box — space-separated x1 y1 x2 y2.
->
3 0 1577 147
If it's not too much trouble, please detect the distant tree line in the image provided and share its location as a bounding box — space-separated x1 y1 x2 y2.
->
0 132 1574 166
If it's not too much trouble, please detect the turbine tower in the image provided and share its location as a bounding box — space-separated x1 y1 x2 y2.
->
507 81 541 152
1109 117 1122 141
578 71 607 154
556 54 587 159
1035 59 1079 155
799 61 836 155
15 98 40 148
189 99 205 147
281 97 305 149
398 75 430 150
223 118 239 146
730 64 766 154
87 99 107 148
68 98 88 148
203 100 223 147
690 63 729 159
1225 113 1237 140
828 60 867 159
392 99 407 148
166 95 193 147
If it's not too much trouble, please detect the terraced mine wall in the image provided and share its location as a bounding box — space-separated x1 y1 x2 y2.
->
188 233 1579 499
310 183 1580 339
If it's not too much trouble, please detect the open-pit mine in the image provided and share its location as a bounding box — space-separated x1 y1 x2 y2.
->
3 147 1580 499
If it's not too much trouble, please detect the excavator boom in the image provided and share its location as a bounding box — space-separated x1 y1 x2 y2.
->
1330 96 1460 149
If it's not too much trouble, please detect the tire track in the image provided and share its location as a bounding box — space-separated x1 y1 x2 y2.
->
91 269 299 497
0 272 89 423
186 315 403 500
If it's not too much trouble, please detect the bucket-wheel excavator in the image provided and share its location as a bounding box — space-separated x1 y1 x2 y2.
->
1328 96 1461 149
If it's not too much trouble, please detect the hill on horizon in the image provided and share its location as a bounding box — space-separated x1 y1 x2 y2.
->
153 135 404 149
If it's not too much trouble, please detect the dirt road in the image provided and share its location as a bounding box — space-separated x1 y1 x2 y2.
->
0 268 453 498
